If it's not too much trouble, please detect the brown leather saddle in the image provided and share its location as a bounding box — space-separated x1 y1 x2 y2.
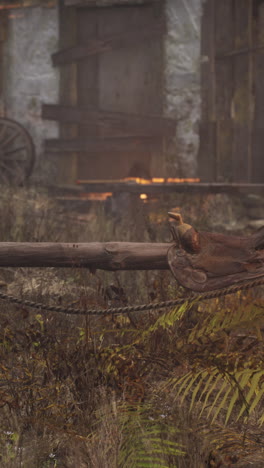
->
167 213 264 292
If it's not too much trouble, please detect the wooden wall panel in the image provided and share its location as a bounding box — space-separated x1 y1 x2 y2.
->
251 0 264 182
57 1 78 184
0 11 8 116
232 56 251 182
42 104 175 137
214 0 234 181
75 2 164 180
198 0 215 181
232 2 252 182
214 0 234 54
199 0 264 184
198 122 216 181
252 50 264 182
65 0 158 6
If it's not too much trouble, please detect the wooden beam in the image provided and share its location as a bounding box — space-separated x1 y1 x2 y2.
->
42 104 176 137
76 181 264 194
0 242 171 270
45 136 160 153
52 21 165 65
64 0 159 6
216 44 264 60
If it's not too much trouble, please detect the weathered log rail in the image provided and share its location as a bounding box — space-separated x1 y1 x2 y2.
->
0 214 263 292
0 242 172 269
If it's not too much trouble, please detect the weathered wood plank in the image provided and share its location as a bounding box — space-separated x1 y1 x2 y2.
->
76 9 100 182
234 0 251 49
232 0 252 183
57 1 78 185
93 3 164 179
214 0 234 182
199 0 216 181
214 0 234 55
42 104 176 137
251 1 264 182
65 0 158 6
252 52 264 182
45 137 160 153
52 21 165 65
0 10 8 110
76 181 264 194
198 121 216 182
216 119 233 182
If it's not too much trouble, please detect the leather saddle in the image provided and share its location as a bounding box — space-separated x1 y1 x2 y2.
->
167 213 264 292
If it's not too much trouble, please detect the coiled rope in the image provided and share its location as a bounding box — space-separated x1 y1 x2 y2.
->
0 277 263 316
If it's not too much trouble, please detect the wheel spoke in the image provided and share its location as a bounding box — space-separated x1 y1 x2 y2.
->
1 131 21 149
0 160 16 176
1 146 27 157
0 125 7 142
0 118 35 184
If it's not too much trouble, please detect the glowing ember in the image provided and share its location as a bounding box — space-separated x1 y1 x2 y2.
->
80 192 112 201
123 177 152 184
166 177 200 183
152 178 165 183
77 177 200 185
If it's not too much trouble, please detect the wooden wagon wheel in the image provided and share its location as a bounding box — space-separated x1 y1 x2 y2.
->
0 118 35 185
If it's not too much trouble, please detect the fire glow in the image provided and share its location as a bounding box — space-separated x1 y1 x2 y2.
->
80 192 112 201
77 177 200 185
122 177 200 184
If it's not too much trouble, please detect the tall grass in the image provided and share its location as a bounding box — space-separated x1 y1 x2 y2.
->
0 187 263 467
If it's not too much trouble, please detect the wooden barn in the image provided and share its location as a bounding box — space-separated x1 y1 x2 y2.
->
0 0 263 187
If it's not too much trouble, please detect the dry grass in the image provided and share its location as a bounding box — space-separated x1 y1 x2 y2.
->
0 187 263 468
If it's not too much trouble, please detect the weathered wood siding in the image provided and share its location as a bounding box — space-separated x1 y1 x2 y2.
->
44 1 174 183
199 0 264 183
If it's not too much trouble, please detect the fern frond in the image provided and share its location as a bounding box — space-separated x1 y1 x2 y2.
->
201 423 264 466
166 366 264 425
149 301 190 334
115 403 185 468
199 372 223 417
236 370 264 422
188 303 264 344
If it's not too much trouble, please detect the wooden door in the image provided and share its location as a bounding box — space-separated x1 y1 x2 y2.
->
199 0 264 183
43 1 176 184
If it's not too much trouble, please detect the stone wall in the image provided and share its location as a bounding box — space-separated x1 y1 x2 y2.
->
3 4 59 183
165 0 202 177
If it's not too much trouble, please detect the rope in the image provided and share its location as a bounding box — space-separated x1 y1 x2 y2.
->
0 277 263 316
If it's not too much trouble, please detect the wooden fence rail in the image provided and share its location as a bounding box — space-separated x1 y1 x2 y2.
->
0 242 171 270
0 214 263 292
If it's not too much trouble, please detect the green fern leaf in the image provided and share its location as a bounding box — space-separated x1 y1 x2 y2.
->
224 387 239 425
249 383 264 416
236 370 264 421
180 371 205 404
197 368 218 404
207 378 229 419
199 373 223 417
190 370 209 411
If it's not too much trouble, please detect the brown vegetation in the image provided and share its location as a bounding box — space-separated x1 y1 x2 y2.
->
0 188 263 468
